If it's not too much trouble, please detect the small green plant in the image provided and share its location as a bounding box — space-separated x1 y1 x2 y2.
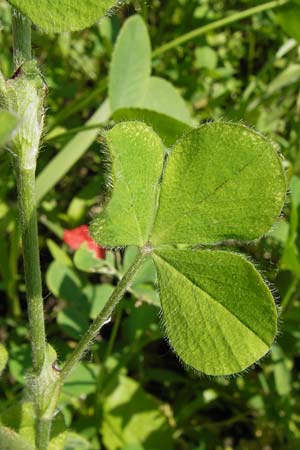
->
0 1 291 449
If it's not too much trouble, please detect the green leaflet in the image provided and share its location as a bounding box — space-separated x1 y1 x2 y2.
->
153 249 277 376
0 109 18 147
91 122 164 247
92 120 286 375
8 0 119 33
151 122 286 245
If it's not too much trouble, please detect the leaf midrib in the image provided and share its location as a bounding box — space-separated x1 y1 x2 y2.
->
154 252 270 348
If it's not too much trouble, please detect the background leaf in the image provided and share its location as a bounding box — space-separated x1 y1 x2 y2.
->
109 15 193 145
101 374 173 450
153 249 277 375
109 15 151 112
0 426 34 450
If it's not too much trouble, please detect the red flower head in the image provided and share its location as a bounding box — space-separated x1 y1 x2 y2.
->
63 225 106 259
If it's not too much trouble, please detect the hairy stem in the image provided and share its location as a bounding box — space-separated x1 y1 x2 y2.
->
15 165 46 374
11 10 48 450
59 249 147 383
152 0 290 57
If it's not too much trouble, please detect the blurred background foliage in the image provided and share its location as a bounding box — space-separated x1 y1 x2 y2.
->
1 0 300 449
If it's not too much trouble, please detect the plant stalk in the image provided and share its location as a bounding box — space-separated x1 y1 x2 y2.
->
37 249 148 442
59 249 148 383
11 10 48 450
152 0 290 57
15 165 46 374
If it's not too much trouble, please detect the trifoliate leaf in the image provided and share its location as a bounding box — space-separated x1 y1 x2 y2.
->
91 121 286 375
153 249 277 376
151 122 286 245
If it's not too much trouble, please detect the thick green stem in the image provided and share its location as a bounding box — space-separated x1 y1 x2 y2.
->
11 10 48 450
59 249 148 383
15 165 46 374
12 8 32 69
152 0 290 57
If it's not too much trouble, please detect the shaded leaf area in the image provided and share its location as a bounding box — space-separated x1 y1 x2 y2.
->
0 402 67 449
101 374 173 450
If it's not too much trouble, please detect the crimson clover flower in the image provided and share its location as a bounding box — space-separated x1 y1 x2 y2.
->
63 225 106 259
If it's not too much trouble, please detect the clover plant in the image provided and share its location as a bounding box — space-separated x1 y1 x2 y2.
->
0 0 289 449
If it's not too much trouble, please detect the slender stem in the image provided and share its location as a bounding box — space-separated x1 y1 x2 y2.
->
36 419 52 450
15 164 46 374
59 249 147 383
152 0 290 57
11 8 32 69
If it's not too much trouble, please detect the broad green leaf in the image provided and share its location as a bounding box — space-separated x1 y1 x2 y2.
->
0 343 8 375
109 15 151 112
113 108 192 147
151 122 286 246
0 426 34 450
109 16 193 145
102 374 173 450
0 109 18 146
8 0 119 33
91 122 164 247
142 77 192 125
153 249 277 376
